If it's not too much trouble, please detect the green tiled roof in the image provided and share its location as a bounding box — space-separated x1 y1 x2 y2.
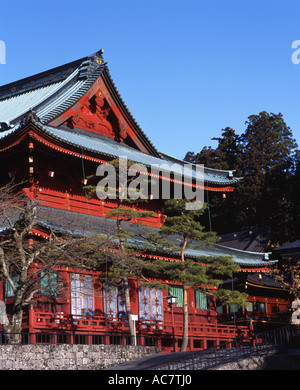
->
35 206 277 268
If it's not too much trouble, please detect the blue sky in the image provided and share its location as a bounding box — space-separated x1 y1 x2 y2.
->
1 0 300 159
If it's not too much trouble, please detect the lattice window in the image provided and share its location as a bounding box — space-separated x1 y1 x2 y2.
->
245 301 254 312
40 272 58 297
139 287 163 322
104 284 127 319
256 301 266 313
195 290 208 310
170 286 183 308
71 274 94 316
229 303 239 313
6 274 19 298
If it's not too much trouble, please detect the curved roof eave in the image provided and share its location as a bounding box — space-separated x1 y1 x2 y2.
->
16 120 240 186
0 119 241 187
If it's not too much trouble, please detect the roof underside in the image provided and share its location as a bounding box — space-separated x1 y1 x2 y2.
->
222 272 287 290
0 122 238 186
218 226 272 253
273 240 300 259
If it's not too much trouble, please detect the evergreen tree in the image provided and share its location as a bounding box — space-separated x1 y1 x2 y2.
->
235 112 298 243
286 150 300 241
184 146 219 169
184 127 242 234
184 127 241 171
155 199 244 352
184 113 299 244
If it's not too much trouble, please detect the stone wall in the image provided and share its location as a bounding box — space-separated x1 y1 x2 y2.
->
211 345 300 370
0 344 160 370
210 347 278 370
211 354 269 370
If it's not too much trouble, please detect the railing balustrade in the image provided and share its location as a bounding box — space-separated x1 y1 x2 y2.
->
31 311 246 339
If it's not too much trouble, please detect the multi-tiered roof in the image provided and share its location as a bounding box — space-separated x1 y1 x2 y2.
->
0 49 275 270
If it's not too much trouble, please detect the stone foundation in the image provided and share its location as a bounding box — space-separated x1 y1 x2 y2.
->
0 344 160 370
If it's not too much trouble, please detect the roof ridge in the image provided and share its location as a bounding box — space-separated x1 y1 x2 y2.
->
160 152 241 180
0 49 105 99
0 53 92 99
102 66 161 158
214 243 272 258
0 50 106 128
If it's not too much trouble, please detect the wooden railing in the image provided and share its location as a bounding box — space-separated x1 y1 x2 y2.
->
24 187 166 227
0 311 252 353
32 312 129 333
31 312 247 340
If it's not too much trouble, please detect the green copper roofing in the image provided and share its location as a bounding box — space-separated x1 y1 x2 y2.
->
35 206 276 268
0 120 240 186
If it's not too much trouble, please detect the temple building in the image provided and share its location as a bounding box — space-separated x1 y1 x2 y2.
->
0 50 288 352
216 228 291 330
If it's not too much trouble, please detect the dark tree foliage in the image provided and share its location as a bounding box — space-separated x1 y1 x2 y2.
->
184 112 299 245
185 127 243 234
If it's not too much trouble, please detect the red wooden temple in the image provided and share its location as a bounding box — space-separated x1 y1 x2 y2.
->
0 50 290 352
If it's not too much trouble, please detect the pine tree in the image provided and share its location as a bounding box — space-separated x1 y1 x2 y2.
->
156 199 243 352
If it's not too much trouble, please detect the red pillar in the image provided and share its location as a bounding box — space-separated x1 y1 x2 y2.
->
28 304 36 344
0 280 3 301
